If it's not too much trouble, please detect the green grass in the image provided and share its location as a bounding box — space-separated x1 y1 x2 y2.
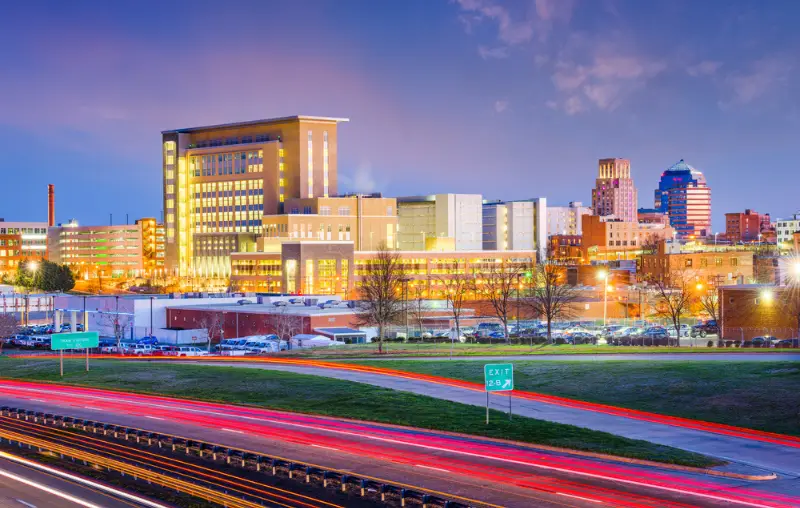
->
0 357 718 468
280 342 797 358
348 360 800 436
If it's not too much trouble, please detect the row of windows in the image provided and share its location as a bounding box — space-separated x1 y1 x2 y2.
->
0 228 46 234
191 151 264 177
189 134 275 149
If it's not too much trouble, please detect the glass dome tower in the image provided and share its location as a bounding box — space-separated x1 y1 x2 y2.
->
654 159 711 239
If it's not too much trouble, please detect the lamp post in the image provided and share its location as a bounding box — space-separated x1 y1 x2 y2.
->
598 270 609 326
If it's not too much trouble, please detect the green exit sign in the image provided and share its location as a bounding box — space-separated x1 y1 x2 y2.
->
51 331 100 351
484 363 514 392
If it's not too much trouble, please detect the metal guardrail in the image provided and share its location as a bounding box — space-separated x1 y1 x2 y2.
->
0 406 479 508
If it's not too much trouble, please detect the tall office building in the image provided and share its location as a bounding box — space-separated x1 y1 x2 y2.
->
654 159 712 239
482 198 547 260
161 115 348 275
396 194 483 251
546 201 592 236
591 158 638 222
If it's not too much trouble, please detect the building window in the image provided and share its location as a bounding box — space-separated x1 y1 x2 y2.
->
386 206 393 216
685 259 692 267
715 257 723 266
320 206 331 216
730 257 738 266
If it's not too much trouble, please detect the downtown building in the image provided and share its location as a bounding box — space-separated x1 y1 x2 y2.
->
776 212 800 247
654 159 712 239
161 116 348 277
591 158 638 222
725 209 771 244
481 198 547 259
47 219 145 279
396 194 483 251
546 201 592 237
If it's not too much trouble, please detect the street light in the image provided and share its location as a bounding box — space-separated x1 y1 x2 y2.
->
761 289 774 304
597 270 609 326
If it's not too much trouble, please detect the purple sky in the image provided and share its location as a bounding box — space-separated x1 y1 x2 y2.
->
1 0 799 231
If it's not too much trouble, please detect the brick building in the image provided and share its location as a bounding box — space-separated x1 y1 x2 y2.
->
725 209 771 243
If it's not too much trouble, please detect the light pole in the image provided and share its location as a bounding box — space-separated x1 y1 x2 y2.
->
598 270 609 326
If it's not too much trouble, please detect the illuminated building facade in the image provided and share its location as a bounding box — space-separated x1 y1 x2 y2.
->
591 159 638 222
0 233 23 278
397 194 483 251
261 195 398 251
581 214 674 261
230 245 535 298
0 220 48 259
135 218 165 274
47 220 144 278
482 198 547 259
654 159 712 239
725 209 771 243
162 115 348 276
546 201 592 236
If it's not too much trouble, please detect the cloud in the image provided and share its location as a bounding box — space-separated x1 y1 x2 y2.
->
494 100 509 113
455 0 533 46
723 57 791 105
550 52 666 113
478 45 508 59
339 161 378 194
534 0 575 22
686 60 722 77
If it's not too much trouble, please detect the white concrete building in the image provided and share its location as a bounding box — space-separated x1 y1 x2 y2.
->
396 194 483 251
482 198 547 260
776 212 800 246
0 220 48 256
546 201 592 236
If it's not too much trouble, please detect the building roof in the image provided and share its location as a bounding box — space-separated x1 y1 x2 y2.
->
162 115 350 134
664 159 706 178
169 302 356 317
315 327 366 335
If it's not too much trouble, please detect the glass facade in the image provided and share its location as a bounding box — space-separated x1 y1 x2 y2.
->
654 159 711 239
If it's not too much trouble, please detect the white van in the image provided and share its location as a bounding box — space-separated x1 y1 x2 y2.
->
177 346 208 357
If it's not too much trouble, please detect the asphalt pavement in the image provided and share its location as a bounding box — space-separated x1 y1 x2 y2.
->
0 455 142 508
195 361 800 479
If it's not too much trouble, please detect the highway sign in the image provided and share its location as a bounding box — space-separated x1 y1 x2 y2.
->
484 363 513 392
51 331 99 350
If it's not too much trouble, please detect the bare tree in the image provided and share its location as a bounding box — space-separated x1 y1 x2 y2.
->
408 285 427 340
525 261 577 343
475 261 524 341
197 312 225 352
0 313 18 354
354 243 405 353
269 307 303 347
99 312 132 352
435 260 473 344
698 289 719 322
649 269 696 341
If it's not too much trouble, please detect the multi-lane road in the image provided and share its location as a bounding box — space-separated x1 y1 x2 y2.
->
0 379 798 508
0 452 165 507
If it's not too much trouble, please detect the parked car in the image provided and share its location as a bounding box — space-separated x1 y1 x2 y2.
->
125 343 154 356
640 327 669 340
245 341 278 354
772 338 800 348
215 338 249 352
137 336 159 345
152 345 179 356
176 346 209 357
566 332 596 344
667 324 691 338
751 335 776 348
691 320 719 338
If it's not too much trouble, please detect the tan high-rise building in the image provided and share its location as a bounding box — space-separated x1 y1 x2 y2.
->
162 115 348 276
591 158 638 222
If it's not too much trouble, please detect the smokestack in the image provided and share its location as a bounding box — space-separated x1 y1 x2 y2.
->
47 184 55 227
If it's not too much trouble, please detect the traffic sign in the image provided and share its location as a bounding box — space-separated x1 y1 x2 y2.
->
484 363 513 392
51 331 99 351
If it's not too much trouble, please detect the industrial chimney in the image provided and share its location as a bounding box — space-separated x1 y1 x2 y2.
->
47 184 55 227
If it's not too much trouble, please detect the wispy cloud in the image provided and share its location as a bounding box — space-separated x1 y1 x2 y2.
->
686 60 722 77
550 53 666 113
455 0 533 45
722 57 792 106
478 45 508 59
494 99 509 113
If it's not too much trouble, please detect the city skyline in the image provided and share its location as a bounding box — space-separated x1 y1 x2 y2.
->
2 1 800 231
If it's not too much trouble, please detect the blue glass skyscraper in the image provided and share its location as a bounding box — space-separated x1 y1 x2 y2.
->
654 160 711 239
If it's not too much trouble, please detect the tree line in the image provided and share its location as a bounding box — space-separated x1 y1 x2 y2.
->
3 259 76 293
354 244 579 353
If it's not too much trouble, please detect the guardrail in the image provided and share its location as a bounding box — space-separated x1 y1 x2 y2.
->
0 406 479 508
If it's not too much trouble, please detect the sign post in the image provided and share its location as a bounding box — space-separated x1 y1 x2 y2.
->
484 363 514 423
51 332 99 377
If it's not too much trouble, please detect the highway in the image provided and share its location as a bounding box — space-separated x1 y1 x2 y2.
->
0 380 798 508
175 358 800 478
0 453 161 508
